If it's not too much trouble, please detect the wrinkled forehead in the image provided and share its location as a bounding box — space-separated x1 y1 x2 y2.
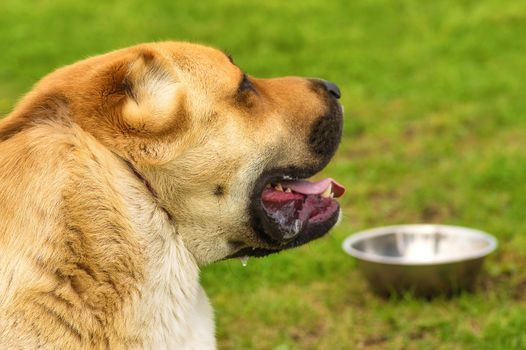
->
152 42 242 90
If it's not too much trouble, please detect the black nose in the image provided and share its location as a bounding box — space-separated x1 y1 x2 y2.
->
322 80 341 99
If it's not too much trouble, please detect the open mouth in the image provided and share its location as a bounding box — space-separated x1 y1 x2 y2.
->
261 177 345 241
229 169 345 259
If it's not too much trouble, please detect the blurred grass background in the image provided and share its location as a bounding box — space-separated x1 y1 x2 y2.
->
1 0 526 348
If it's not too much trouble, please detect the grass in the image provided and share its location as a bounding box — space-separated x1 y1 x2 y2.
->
2 0 526 348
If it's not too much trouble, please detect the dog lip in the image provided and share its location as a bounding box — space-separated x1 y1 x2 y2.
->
225 246 278 259
248 168 317 245
227 204 340 259
247 165 340 249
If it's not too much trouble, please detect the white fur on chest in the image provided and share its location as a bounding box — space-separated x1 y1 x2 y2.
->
140 236 215 349
118 185 216 349
121 231 216 349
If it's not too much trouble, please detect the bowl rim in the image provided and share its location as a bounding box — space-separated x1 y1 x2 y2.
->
342 224 498 266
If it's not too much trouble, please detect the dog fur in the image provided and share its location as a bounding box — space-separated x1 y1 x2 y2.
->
0 42 342 349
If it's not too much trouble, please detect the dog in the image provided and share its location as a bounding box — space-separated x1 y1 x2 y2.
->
0 41 344 349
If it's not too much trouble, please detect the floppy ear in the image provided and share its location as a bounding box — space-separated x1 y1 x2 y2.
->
116 50 187 136
75 49 190 164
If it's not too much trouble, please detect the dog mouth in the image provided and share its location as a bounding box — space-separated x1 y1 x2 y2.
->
228 169 345 259
261 177 345 240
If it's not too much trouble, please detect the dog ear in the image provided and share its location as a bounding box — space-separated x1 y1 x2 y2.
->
75 48 191 164
114 50 187 136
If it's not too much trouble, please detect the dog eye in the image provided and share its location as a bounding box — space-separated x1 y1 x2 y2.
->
238 74 256 94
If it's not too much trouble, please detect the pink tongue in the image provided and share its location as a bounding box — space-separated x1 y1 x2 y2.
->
282 178 345 198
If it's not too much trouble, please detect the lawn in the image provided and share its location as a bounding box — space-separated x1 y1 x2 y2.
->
1 0 526 348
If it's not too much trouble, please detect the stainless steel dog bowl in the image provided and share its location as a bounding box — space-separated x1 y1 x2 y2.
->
342 224 497 297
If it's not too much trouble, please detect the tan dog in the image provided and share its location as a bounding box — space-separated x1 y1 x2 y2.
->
0 42 344 349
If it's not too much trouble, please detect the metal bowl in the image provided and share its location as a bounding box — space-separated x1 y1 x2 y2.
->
342 224 497 297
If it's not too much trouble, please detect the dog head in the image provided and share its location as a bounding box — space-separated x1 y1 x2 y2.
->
33 42 345 264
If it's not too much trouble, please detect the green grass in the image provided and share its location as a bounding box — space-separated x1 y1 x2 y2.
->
2 0 526 348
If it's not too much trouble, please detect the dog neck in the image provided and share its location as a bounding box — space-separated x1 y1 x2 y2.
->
107 151 216 348
0 123 214 348
68 128 210 346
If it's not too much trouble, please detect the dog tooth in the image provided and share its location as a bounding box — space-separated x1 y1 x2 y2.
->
293 219 302 234
275 183 283 192
285 188 292 193
329 192 334 198
239 256 249 267
266 184 271 189
321 183 332 198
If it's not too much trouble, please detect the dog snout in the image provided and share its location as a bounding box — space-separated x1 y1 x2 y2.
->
308 108 343 158
307 79 344 159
